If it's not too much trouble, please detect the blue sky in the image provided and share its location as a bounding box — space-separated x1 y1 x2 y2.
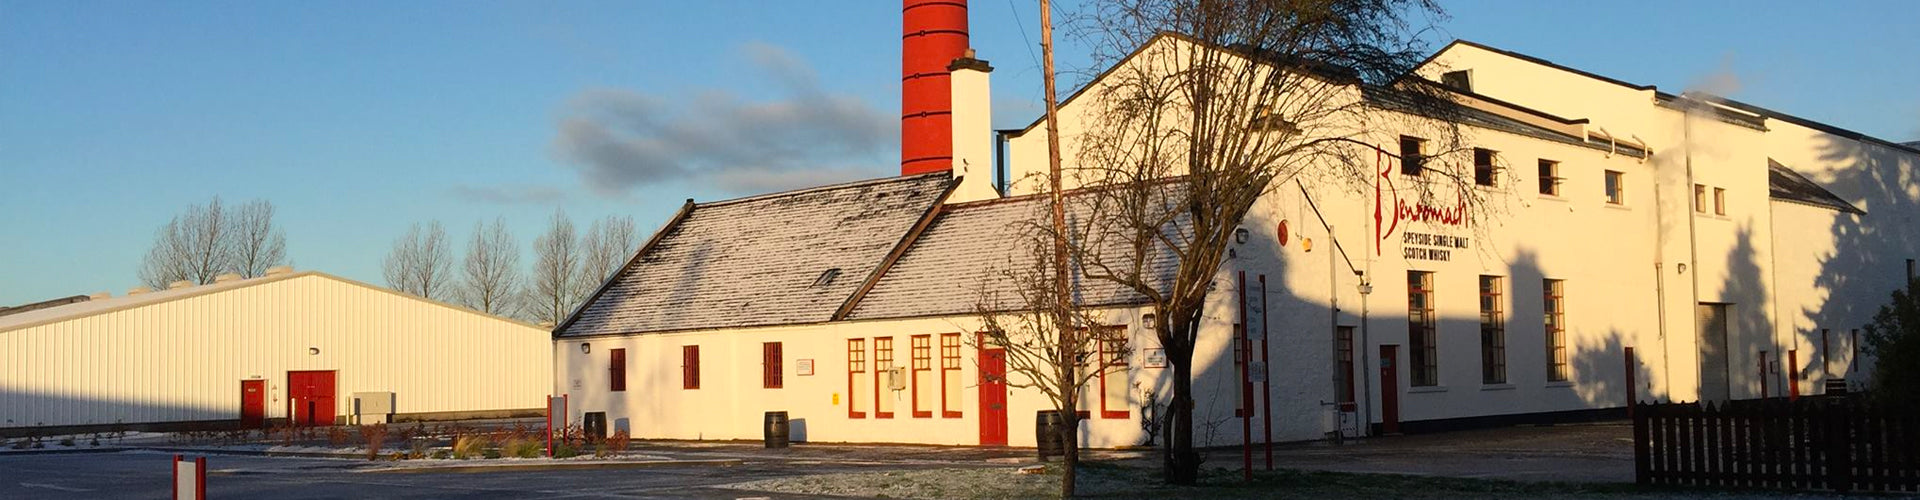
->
3 1 1916 305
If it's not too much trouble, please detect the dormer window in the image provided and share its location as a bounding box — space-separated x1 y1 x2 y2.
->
812 268 842 288
1442 70 1472 92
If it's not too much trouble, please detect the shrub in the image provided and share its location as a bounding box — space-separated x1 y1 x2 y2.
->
328 427 348 446
552 442 580 459
502 437 542 458
358 424 389 461
452 433 488 460
607 430 631 454
1866 279 1920 408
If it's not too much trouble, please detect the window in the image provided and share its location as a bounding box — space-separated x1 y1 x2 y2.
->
847 339 866 418
874 337 894 418
1821 329 1833 375
1851 329 1861 374
1713 187 1727 215
1479 275 1506 384
1604 170 1625 205
1336 326 1356 405
1474 148 1497 186
910 335 932 418
1537 159 1560 196
1408 271 1438 387
811 268 841 288
1399 136 1426 176
762 342 784 389
940 333 962 418
681 345 700 390
1441 70 1472 92
1544 279 1568 382
610 348 627 392
1099 331 1129 419
1693 184 1707 213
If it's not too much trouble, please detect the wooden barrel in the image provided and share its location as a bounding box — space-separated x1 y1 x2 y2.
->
764 411 790 448
1036 410 1064 459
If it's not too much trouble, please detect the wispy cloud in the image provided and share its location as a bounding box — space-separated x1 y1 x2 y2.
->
550 42 896 196
449 184 567 205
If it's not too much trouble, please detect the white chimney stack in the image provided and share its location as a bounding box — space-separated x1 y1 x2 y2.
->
946 52 999 204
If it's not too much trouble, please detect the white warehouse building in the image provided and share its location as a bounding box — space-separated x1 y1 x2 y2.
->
0 269 552 435
552 4 1920 448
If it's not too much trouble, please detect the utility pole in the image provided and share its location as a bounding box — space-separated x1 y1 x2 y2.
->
1040 0 1076 497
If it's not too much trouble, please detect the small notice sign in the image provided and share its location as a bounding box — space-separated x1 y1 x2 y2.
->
797 359 815 376
1144 348 1167 368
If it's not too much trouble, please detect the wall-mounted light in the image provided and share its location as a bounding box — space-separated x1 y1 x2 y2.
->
1142 313 1157 328
307 347 320 356
1677 263 1688 274
580 342 592 354
1234 227 1250 244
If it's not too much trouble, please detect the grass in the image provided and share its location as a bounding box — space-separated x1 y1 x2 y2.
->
727 461 1813 499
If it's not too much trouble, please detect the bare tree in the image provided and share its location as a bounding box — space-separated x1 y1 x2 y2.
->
229 199 288 278
530 209 582 325
139 197 232 288
580 215 638 292
459 217 522 316
972 214 1125 498
382 221 454 300
1064 0 1457 484
138 196 291 288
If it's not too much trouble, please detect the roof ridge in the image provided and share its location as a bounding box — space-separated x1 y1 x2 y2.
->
695 172 949 209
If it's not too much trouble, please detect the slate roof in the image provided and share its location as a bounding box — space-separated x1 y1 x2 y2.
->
1768 159 1864 215
847 188 1181 321
556 173 953 337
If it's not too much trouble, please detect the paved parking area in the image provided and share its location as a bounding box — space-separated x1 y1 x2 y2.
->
1261 422 1634 483
0 424 1632 498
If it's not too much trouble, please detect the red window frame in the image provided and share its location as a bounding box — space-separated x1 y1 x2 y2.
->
681 345 700 390
940 333 962 418
874 337 894 419
847 338 866 418
763 342 783 389
911 335 932 418
1099 335 1129 419
610 348 627 392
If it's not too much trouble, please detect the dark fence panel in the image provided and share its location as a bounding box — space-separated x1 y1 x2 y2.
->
1635 396 1920 493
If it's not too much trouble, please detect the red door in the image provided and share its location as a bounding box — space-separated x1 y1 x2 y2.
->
240 380 266 428
288 371 337 426
1379 345 1400 435
978 348 1008 446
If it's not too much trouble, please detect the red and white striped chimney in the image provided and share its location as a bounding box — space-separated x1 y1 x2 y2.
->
900 0 969 175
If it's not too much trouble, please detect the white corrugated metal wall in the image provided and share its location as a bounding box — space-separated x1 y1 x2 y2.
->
0 273 550 428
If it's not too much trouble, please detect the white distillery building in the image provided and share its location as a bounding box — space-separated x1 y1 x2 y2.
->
553 5 1920 447
1 269 551 435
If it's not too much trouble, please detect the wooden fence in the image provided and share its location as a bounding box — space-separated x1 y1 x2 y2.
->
1634 397 1920 492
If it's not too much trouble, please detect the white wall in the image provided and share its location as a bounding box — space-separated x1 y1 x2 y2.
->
0 273 551 429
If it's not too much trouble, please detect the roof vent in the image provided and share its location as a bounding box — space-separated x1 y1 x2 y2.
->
811 268 842 288
266 265 294 276
128 286 152 295
89 291 111 300
168 280 193 290
214 273 242 283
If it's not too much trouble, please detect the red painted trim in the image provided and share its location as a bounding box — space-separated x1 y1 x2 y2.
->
848 338 866 419
1097 333 1129 419
1758 351 1770 398
875 336 893 419
763 342 784 389
172 454 180 500
682 345 700 390
941 333 962 418
1788 349 1800 400
911 334 932 418
1624 347 1636 420
546 394 553 457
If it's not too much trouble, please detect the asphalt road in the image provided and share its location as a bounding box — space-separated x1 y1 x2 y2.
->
0 450 865 499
